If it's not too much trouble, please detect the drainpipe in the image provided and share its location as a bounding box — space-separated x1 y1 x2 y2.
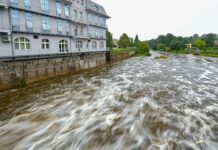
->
8 7 15 58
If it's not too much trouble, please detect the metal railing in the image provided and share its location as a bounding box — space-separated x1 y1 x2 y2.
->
11 25 72 36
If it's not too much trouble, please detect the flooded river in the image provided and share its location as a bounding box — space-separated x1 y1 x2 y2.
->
0 52 218 150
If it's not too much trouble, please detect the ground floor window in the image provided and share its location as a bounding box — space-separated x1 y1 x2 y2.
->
92 41 97 49
100 41 104 49
14 37 30 50
59 40 68 52
42 39 49 50
76 41 83 49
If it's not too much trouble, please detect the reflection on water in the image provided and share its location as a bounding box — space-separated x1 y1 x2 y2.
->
0 52 218 150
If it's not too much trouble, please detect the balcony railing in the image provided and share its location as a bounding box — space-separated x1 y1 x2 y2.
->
88 22 106 28
11 25 72 37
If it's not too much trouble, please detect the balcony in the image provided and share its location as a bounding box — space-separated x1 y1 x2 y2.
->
74 34 90 40
88 22 107 29
11 25 72 37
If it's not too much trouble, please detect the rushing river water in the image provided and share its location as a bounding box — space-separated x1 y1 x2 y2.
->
0 52 218 150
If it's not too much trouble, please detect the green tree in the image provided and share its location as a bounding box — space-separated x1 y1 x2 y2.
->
106 30 113 50
157 43 166 51
134 35 140 46
129 37 134 47
169 39 186 50
137 41 150 55
118 33 130 48
202 33 217 47
193 39 206 50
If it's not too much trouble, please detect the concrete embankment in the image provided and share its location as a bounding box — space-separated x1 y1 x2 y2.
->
0 50 135 91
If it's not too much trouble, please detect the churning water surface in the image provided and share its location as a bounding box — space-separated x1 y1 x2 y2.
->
0 52 218 150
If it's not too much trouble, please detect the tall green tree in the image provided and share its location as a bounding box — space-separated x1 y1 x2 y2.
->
118 33 130 48
169 39 186 50
134 35 140 46
106 30 113 50
202 33 217 47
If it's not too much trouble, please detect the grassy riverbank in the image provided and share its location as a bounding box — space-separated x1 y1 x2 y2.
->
111 47 137 54
157 49 218 58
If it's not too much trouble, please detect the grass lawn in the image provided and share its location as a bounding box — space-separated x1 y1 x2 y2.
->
111 47 137 54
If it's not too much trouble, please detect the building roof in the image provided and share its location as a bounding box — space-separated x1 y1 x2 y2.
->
86 0 110 18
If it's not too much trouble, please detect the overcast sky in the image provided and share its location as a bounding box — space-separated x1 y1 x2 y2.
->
93 0 218 40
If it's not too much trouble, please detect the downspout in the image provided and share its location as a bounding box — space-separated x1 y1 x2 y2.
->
8 6 15 58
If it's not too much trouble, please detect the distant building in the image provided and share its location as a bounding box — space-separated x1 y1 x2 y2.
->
214 40 218 47
186 43 192 49
113 39 118 48
0 0 110 58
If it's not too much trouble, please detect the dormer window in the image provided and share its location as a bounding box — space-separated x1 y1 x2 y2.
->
94 5 99 11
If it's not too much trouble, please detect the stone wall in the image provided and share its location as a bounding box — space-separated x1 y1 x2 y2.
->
0 52 107 91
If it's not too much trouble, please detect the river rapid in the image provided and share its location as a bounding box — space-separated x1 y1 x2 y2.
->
0 52 218 150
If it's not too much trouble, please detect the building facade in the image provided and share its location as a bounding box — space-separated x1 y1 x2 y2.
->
0 0 109 58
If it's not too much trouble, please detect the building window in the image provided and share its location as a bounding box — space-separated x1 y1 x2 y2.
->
100 41 104 49
40 0 49 12
57 19 62 34
92 41 97 49
14 37 30 50
42 39 49 50
10 0 18 7
80 26 83 35
25 13 32 32
79 11 83 21
64 4 70 17
94 5 99 11
74 10 77 20
95 30 98 38
41 16 50 32
81 0 84 5
11 9 19 31
65 21 70 34
75 26 78 36
76 41 83 49
24 0 31 9
59 40 68 52
56 2 62 16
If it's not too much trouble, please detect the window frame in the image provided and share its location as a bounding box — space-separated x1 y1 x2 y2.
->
92 41 97 49
42 39 49 50
56 2 62 16
40 0 49 12
24 0 31 9
14 37 31 50
41 16 50 32
59 40 68 53
25 12 32 31
11 9 20 31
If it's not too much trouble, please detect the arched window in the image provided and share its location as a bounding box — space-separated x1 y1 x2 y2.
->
14 37 30 50
59 40 68 52
100 41 104 49
42 39 49 50
92 41 97 49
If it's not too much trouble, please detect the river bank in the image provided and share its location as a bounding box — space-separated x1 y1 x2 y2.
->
155 49 218 58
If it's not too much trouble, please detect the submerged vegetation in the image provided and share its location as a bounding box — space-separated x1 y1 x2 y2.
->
155 55 168 59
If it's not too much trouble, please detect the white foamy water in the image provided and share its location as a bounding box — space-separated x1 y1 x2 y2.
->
0 52 218 150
